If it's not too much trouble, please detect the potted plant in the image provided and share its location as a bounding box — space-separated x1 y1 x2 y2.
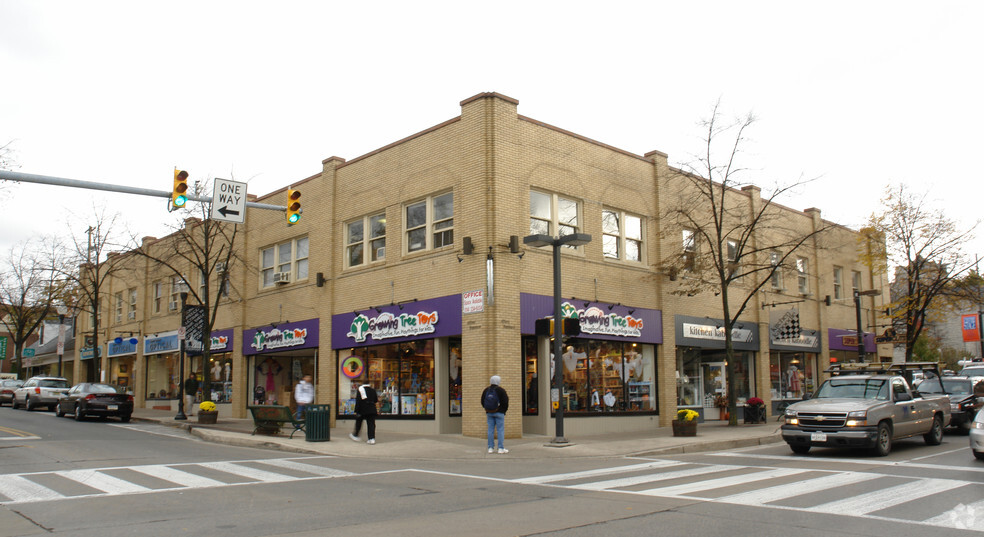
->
672 409 699 436
744 396 767 424
198 401 218 424
714 394 729 421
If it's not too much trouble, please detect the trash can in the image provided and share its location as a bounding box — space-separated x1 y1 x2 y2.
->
304 404 331 442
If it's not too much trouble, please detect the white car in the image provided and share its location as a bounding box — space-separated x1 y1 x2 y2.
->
11 376 70 411
972 408 984 461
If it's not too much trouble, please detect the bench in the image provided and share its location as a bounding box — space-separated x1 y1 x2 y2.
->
247 405 305 438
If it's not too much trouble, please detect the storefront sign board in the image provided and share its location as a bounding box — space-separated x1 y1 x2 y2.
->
244 318 319 355
331 294 462 348
520 293 662 345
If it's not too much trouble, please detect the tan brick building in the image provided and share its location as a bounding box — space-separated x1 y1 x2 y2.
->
72 92 890 439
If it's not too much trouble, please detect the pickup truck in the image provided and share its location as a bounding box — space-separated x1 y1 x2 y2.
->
781 364 950 456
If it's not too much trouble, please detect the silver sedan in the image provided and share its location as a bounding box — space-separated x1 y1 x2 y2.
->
971 408 984 460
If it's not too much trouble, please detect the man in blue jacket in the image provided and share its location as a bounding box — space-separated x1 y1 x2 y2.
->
481 375 509 454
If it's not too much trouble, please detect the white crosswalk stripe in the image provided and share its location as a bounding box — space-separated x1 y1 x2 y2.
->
0 456 352 505
516 459 984 531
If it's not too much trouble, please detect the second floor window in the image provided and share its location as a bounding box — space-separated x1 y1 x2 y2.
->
530 191 580 246
128 289 137 320
115 292 124 323
833 266 844 300
261 237 309 287
796 257 809 294
406 192 453 253
170 276 184 311
726 239 738 277
682 229 697 271
347 213 386 267
602 209 643 262
153 282 163 313
770 251 782 290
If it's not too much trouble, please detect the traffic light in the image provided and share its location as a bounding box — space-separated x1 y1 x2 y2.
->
286 189 301 225
172 168 189 209
535 318 581 337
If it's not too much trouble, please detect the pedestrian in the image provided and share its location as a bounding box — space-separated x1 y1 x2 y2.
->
183 372 199 417
293 375 315 421
482 375 509 454
349 382 378 445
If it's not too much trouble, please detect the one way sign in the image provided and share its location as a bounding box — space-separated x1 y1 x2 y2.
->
211 178 247 224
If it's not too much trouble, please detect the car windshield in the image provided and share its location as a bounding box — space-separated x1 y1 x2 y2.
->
88 384 119 394
918 378 972 395
815 378 889 400
39 379 69 388
959 367 984 377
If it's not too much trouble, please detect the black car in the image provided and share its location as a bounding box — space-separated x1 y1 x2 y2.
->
56 383 133 422
915 376 984 433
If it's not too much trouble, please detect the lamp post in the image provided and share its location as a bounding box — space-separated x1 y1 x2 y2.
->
854 289 881 363
175 290 189 421
523 232 592 444
55 305 68 378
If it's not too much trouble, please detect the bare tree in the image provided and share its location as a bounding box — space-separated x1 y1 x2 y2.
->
868 184 978 362
659 102 833 425
0 240 60 377
127 179 243 404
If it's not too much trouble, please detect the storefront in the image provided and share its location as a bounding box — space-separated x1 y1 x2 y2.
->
827 328 877 364
520 293 662 435
144 331 180 405
767 309 820 413
243 319 318 415
107 337 137 395
675 315 759 421
331 294 463 434
187 329 235 404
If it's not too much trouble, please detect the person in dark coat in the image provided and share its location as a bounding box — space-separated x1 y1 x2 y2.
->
184 373 199 417
482 375 509 454
349 383 379 444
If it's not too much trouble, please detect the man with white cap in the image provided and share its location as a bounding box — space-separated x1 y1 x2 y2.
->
481 375 509 454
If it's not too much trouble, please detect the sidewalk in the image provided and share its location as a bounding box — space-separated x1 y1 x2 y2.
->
130 408 784 460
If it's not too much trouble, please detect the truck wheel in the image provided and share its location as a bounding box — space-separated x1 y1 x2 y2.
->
923 415 944 445
790 444 810 455
872 422 892 456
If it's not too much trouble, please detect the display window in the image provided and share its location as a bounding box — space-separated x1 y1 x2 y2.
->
769 352 816 408
109 357 134 394
522 337 538 415
337 339 435 417
676 347 754 419
448 338 461 415
146 354 179 399
551 339 656 414
191 354 234 403
251 355 315 408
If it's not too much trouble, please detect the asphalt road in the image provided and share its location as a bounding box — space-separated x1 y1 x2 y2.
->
1 406 982 536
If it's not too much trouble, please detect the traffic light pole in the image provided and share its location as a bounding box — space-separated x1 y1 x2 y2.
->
0 170 287 212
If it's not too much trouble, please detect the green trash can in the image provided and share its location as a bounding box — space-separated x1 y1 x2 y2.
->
304 404 331 442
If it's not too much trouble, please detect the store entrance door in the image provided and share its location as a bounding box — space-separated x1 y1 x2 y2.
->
701 362 727 420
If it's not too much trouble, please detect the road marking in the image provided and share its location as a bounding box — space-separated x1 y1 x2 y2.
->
805 478 968 515
0 426 37 438
717 470 882 505
258 459 355 478
108 423 198 440
576 464 731 491
0 475 63 502
127 465 226 488
198 461 302 483
637 467 809 497
513 460 682 485
923 498 984 531
709 451 984 474
55 469 150 495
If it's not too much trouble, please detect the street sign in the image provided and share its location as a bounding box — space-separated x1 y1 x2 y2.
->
0 336 6 359
210 178 247 224
22 348 35 357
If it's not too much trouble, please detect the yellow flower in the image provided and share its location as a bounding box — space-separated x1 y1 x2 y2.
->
677 409 699 422
199 401 216 412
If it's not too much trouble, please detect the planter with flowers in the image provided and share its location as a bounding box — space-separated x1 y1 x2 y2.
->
672 409 699 437
714 394 730 421
198 401 218 424
744 397 767 424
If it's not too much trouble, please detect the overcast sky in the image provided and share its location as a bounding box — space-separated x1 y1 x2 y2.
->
1 1 981 266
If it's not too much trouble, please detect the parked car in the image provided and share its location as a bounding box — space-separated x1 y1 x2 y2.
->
971 408 984 460
11 377 70 411
959 365 984 378
55 383 133 422
0 379 25 406
914 376 984 433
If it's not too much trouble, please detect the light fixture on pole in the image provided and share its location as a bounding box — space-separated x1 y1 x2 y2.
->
55 305 68 378
854 288 881 363
523 232 591 444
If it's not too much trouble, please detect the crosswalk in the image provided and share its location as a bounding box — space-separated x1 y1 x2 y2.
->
0 456 353 505
514 459 984 531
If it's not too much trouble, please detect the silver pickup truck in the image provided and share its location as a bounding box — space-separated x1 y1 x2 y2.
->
782 364 950 456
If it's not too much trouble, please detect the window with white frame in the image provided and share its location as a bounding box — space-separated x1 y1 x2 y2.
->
833 266 844 300
128 288 137 320
153 282 163 314
682 229 697 271
114 292 123 323
347 213 386 267
796 257 809 294
602 209 643 262
170 276 185 311
260 237 309 287
770 251 782 289
852 270 862 295
406 192 453 253
530 191 581 248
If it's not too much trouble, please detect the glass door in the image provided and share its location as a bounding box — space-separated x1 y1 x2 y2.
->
701 362 727 419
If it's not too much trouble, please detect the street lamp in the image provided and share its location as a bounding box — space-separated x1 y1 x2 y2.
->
854 289 881 363
55 305 68 378
523 232 592 444
175 290 189 421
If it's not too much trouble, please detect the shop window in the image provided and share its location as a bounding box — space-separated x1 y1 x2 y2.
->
769 352 815 406
530 190 581 248
406 192 453 254
796 257 809 295
449 338 461 415
260 237 309 287
346 213 386 267
522 337 538 415
337 340 436 417
833 266 844 300
202 355 233 403
554 340 656 414
251 355 314 407
602 209 643 262
145 354 179 400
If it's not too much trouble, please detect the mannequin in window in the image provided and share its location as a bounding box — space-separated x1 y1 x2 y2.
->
256 357 282 404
